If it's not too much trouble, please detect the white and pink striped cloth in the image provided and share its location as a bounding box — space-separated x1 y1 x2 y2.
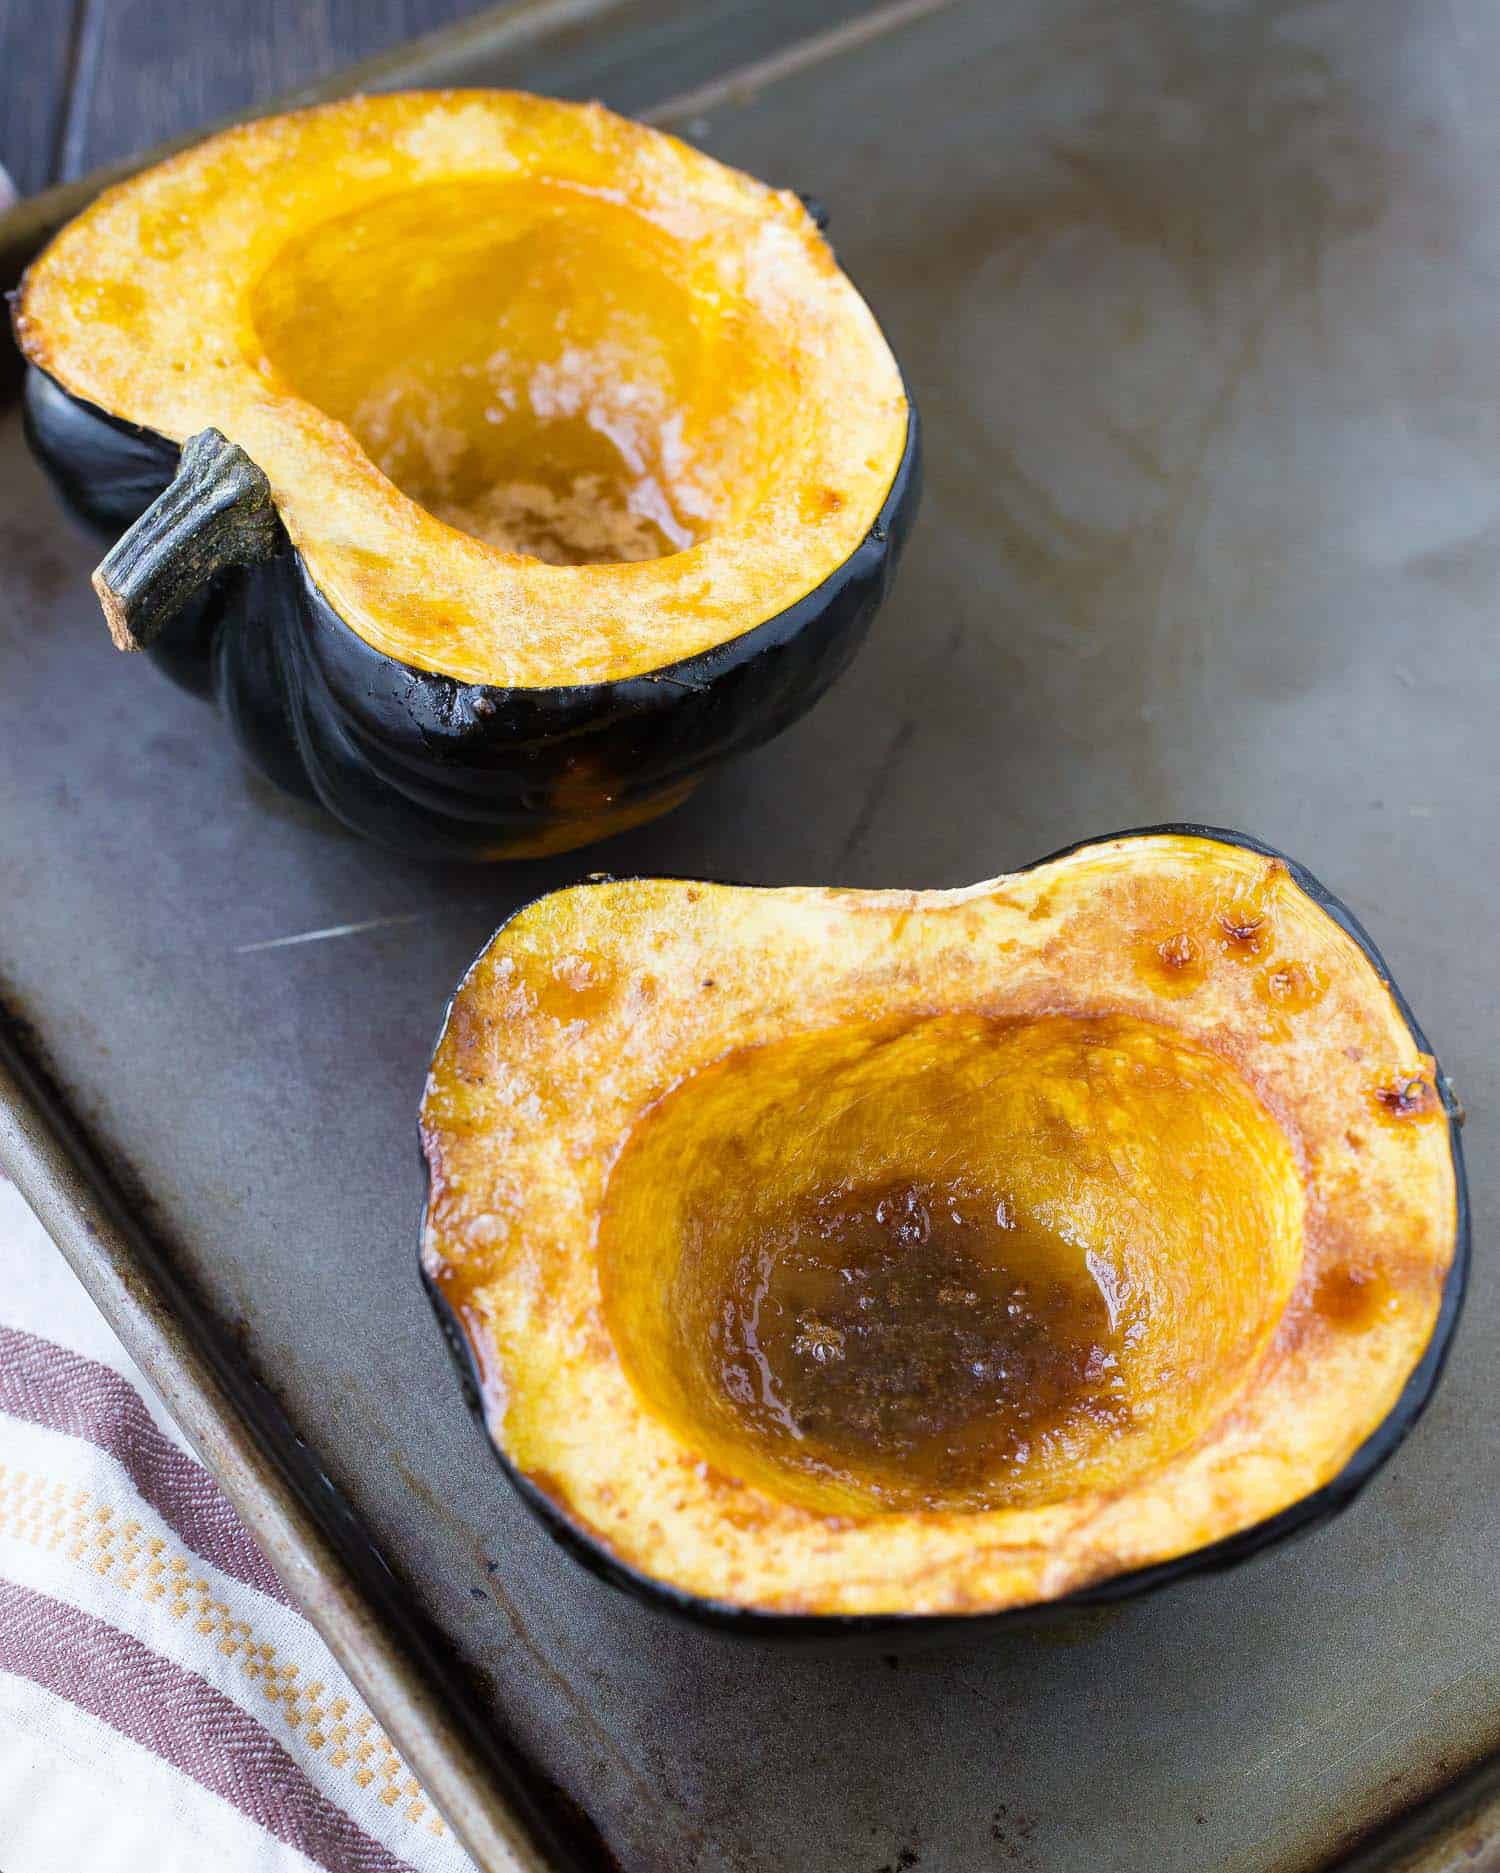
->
0 1171 477 1873
0 157 473 1873
0 154 468 1872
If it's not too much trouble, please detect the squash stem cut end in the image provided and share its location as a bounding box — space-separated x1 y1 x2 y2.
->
92 427 281 651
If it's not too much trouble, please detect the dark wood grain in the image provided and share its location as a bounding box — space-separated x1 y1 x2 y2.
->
1 0 877 204
57 0 490 178
0 0 80 195
0 0 494 191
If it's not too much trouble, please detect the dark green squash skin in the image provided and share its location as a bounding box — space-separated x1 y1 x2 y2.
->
22 364 921 859
420 826 1470 1642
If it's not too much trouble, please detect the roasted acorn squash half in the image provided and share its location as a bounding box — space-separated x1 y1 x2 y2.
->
14 91 916 859
420 828 1467 1628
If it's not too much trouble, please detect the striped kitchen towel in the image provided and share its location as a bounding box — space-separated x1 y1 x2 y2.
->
0 1171 477 1873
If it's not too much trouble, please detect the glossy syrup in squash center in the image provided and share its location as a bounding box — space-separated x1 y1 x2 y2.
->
710 1173 1124 1511
598 1008 1307 1520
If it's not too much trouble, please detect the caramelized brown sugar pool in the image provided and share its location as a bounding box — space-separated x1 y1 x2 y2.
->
600 1012 1305 1518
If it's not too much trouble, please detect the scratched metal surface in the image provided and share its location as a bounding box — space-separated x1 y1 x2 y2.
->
2 1 1498 1868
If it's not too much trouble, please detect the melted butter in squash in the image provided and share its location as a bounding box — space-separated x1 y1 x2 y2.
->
251 179 775 566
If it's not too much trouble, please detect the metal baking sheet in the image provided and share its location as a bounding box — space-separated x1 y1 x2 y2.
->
3 1 1498 1869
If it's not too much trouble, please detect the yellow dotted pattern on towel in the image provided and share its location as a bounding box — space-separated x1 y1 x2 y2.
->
0 1461 448 1836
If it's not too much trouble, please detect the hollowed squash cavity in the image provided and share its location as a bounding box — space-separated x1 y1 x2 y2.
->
251 179 777 565
600 1012 1304 1515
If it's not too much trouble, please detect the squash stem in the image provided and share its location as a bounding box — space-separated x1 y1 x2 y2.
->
92 428 281 651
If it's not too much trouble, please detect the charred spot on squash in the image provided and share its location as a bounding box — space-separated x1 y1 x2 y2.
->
1214 904 1273 959
599 1011 1304 1516
1373 1069 1437 1121
1255 958 1329 1017
798 485 847 524
1134 930 1208 996
1312 1263 1396 1333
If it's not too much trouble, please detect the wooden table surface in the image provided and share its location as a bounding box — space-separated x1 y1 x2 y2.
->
0 0 492 198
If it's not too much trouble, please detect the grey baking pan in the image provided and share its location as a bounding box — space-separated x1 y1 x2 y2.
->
2 0 1498 1868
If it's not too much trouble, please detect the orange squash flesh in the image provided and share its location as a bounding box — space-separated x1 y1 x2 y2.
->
420 832 1460 1617
16 91 909 688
